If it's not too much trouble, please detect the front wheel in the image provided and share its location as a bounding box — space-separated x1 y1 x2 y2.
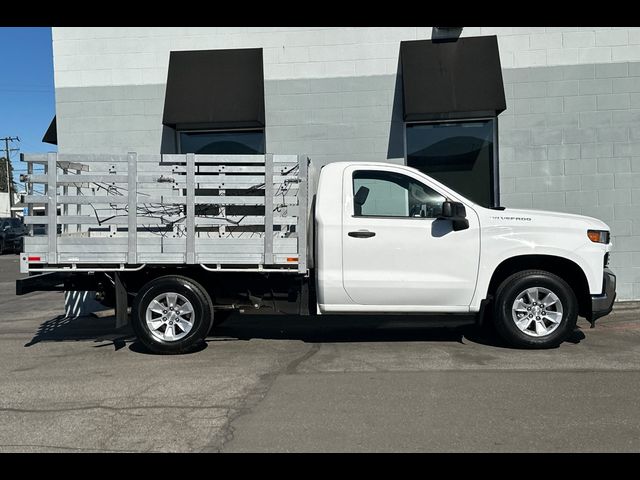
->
132 276 214 354
493 270 578 349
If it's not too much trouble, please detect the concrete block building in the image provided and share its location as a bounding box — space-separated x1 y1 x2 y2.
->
46 27 640 300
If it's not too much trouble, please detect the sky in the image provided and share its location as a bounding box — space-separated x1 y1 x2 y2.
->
0 27 56 185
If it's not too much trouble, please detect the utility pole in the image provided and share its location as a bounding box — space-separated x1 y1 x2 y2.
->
1 136 20 218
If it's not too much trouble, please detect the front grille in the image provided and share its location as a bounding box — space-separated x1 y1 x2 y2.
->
604 252 610 268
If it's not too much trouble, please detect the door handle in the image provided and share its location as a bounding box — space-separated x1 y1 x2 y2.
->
348 230 376 238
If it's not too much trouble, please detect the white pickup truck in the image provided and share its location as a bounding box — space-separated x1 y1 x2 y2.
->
16 154 616 353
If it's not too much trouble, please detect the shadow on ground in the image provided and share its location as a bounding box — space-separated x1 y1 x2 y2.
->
214 314 586 348
23 311 588 354
214 314 473 343
24 314 134 351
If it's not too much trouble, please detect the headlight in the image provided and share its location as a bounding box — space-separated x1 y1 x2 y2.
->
587 230 610 244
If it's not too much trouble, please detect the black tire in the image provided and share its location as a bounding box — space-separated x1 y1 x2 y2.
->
0 240 4 254
132 275 214 354
493 269 578 349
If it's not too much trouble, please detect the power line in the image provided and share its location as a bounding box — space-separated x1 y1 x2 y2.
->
1 136 20 217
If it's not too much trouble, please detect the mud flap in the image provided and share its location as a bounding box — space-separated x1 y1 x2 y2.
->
114 272 129 329
476 297 493 327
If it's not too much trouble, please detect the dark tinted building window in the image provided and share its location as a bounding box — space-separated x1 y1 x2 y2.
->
179 130 265 154
406 120 495 207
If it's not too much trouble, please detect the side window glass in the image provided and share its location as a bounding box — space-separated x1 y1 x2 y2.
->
353 170 445 218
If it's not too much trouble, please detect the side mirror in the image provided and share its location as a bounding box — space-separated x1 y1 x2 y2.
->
438 201 469 231
354 186 369 207
353 186 370 216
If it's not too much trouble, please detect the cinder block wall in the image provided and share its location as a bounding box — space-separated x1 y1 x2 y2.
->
499 62 640 300
51 27 640 300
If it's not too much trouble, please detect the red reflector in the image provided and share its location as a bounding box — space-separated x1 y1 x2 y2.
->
286 257 298 262
28 256 41 262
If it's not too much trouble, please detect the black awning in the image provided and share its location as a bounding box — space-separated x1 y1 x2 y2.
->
400 36 506 121
42 116 57 145
162 48 265 129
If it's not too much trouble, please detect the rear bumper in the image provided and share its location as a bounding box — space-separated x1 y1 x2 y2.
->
590 268 616 322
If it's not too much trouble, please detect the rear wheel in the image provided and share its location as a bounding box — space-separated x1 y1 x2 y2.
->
493 270 577 349
132 276 214 354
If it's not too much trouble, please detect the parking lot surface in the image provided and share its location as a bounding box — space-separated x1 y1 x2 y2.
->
1 255 638 452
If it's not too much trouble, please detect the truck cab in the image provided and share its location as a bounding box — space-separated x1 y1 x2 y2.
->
315 162 615 347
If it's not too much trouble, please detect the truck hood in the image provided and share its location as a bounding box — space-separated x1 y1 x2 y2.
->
484 207 610 231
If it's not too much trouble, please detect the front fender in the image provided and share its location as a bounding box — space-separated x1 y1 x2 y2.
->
471 246 599 311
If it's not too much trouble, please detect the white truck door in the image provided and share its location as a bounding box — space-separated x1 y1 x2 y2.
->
341 165 480 309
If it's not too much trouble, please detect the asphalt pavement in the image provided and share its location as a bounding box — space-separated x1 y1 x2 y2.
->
0 254 639 452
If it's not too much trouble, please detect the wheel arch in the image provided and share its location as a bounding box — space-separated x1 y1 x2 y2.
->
486 254 591 319
113 266 219 302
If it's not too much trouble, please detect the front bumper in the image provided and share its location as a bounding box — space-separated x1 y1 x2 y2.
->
590 268 616 323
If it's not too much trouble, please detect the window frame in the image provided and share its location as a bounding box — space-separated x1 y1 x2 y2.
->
351 169 447 220
403 116 500 208
176 127 266 155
